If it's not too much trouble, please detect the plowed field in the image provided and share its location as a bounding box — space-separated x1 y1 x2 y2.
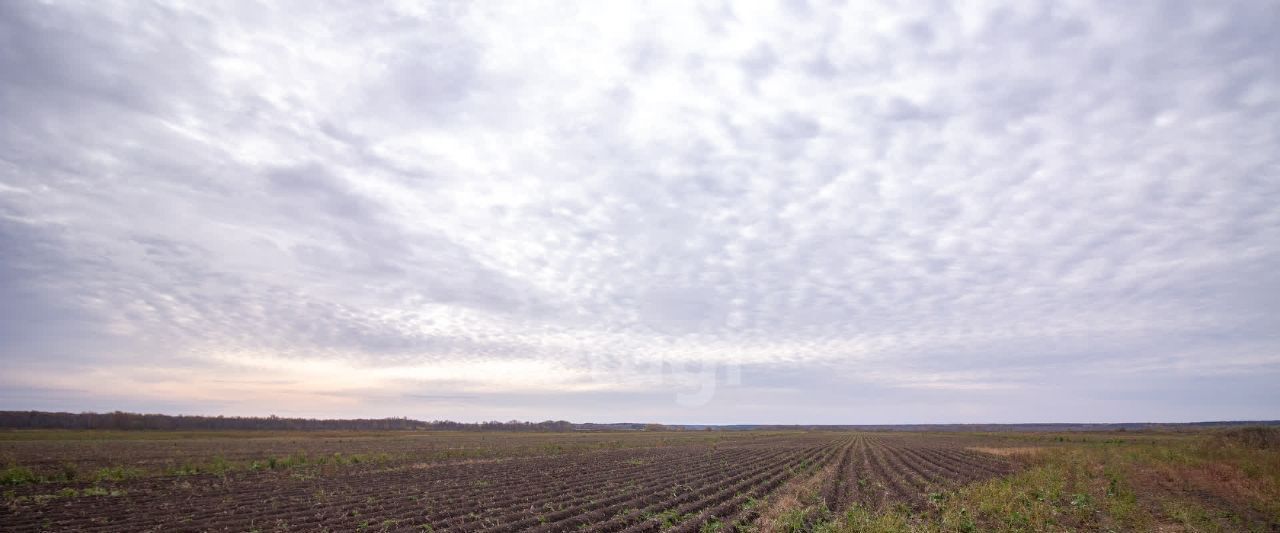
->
1 432 1015 532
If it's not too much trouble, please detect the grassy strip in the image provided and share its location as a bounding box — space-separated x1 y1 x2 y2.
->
1 451 407 486
828 430 1279 532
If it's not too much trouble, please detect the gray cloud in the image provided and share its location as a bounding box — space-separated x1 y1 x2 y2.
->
1 0 1277 422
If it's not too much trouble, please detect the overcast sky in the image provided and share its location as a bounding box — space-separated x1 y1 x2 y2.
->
1 1 1277 424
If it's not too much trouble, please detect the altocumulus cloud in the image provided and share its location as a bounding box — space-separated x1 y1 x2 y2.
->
0 1 1278 423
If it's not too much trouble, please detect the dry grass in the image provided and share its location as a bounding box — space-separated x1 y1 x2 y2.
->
966 446 1045 457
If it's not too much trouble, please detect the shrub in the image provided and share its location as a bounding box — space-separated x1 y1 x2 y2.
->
1215 426 1280 449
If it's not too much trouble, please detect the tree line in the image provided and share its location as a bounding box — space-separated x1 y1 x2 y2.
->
0 410 574 432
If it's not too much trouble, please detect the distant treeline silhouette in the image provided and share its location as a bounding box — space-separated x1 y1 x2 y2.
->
0 410 574 432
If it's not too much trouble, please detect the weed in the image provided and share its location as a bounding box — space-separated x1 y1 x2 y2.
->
644 509 685 529
81 486 110 496
93 466 142 482
207 456 232 476
1 465 36 485
58 462 78 482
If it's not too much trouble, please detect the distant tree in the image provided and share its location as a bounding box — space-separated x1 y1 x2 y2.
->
0 411 576 432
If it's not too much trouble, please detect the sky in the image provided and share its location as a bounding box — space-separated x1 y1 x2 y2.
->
1 0 1278 424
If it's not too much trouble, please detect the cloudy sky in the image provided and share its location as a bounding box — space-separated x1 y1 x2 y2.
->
1 1 1278 424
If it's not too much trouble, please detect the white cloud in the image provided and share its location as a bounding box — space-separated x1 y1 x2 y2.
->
1 0 1277 422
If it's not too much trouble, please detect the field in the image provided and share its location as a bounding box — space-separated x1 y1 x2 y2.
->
1 428 1277 532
